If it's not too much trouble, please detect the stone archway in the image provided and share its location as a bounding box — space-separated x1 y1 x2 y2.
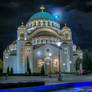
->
37 57 59 74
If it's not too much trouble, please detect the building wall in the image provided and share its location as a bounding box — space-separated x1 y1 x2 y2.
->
3 56 17 73
32 44 74 73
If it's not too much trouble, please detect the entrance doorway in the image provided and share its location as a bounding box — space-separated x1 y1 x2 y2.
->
37 57 59 74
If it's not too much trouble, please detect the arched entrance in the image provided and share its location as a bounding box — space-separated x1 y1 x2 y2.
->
37 57 59 74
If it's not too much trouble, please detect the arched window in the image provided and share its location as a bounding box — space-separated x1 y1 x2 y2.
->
52 23 54 27
65 33 71 40
43 21 45 26
50 40 52 43
46 40 48 43
30 24 32 27
20 32 24 40
41 40 43 43
33 22 36 27
48 21 50 26
38 21 40 26
37 40 39 43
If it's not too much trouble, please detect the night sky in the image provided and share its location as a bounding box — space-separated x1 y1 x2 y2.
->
0 0 92 58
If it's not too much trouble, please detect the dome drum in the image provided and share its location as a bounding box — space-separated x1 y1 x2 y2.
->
26 19 60 32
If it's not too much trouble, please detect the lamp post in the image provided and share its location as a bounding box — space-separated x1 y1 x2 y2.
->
63 63 66 72
57 41 62 81
48 52 52 77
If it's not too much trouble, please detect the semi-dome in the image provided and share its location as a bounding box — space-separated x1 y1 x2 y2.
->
34 31 58 37
29 12 57 21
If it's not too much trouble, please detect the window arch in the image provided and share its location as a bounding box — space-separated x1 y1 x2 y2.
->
43 21 45 26
30 24 32 27
20 32 24 40
41 40 43 43
38 21 40 26
48 21 50 26
33 22 36 27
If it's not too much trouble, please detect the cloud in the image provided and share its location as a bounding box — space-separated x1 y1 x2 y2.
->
0 1 20 8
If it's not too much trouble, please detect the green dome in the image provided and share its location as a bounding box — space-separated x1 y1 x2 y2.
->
29 12 57 21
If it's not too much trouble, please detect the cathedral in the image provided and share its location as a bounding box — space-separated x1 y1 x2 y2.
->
3 6 83 74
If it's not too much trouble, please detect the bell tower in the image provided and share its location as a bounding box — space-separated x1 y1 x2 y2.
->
17 22 27 40
62 24 72 40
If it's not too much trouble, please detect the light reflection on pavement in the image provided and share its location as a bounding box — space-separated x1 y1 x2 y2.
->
53 87 92 92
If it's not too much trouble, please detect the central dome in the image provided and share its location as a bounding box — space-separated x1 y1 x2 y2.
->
29 12 57 21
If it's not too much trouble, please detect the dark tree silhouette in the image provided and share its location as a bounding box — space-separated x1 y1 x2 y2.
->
41 64 45 76
27 56 31 75
11 67 13 75
7 66 9 74
82 49 92 72
75 57 82 71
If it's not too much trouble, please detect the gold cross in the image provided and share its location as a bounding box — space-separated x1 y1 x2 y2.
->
21 22 24 25
21 21 25 28
40 6 45 12
64 24 67 26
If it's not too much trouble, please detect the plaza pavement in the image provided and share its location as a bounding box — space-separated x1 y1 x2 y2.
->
0 74 92 85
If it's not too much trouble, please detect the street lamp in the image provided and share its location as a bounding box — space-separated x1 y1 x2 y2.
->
48 52 52 77
56 41 62 81
63 63 66 72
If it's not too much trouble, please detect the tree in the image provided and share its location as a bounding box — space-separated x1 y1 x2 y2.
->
11 67 13 75
82 49 92 72
75 57 82 71
7 67 9 74
0 59 3 74
27 56 31 75
41 64 45 76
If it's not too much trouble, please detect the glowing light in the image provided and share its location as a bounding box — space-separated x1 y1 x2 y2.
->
53 12 61 21
51 8 62 21
48 7 66 23
5 56 8 59
56 42 62 47
71 88 83 91
48 52 52 56
69 61 72 64
63 63 66 66
37 51 42 56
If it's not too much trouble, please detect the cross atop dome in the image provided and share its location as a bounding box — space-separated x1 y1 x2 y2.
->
21 21 24 25
64 24 67 26
40 5 45 12
20 21 25 28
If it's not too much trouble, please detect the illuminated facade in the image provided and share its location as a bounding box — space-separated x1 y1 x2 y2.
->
3 6 83 74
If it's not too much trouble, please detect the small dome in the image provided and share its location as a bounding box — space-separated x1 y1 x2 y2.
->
18 22 26 30
62 24 71 32
29 12 57 21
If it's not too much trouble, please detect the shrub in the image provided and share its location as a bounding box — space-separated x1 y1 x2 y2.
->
11 67 13 75
41 65 45 76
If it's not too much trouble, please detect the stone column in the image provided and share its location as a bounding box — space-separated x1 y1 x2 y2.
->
50 56 53 73
66 49 70 72
22 45 25 73
24 32 27 40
